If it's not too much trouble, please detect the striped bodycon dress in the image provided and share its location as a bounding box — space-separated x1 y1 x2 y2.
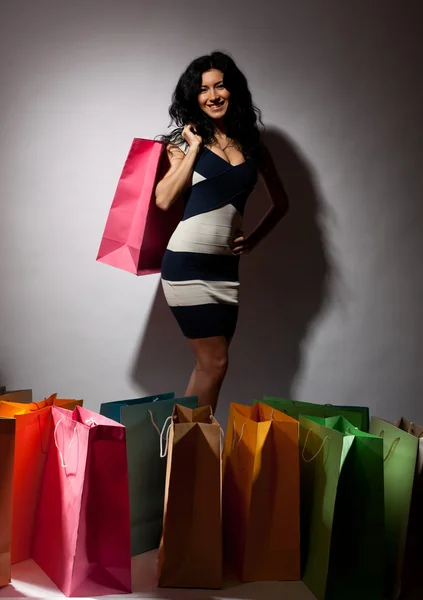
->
161 142 258 339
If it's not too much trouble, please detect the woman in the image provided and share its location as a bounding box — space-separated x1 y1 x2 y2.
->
156 51 288 412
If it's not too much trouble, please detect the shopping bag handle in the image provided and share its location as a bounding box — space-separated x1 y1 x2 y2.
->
148 411 174 458
232 420 245 451
54 419 77 468
30 400 48 411
149 410 225 457
378 430 401 462
406 421 423 438
302 429 330 463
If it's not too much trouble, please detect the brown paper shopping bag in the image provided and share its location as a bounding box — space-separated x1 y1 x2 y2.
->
0 390 32 404
222 402 300 582
0 419 16 587
158 405 222 589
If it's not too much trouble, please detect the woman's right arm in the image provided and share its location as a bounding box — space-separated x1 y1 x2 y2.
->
155 125 202 211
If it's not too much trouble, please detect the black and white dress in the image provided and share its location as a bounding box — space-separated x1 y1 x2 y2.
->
161 143 258 339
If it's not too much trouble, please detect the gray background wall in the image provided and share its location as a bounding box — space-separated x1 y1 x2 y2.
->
1 0 422 425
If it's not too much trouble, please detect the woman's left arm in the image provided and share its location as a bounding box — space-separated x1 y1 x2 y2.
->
232 142 289 255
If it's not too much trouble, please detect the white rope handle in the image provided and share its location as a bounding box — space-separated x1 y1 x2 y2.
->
160 416 173 458
207 414 225 449
54 419 77 468
148 411 173 457
232 419 246 451
85 418 98 427
150 410 224 456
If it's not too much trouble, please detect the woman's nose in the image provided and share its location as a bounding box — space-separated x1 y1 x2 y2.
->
208 88 218 101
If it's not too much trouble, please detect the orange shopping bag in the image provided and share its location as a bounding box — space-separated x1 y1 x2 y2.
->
0 418 15 587
222 402 301 582
0 393 82 418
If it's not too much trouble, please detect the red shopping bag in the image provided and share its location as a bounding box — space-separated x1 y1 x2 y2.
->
11 406 53 565
2 395 83 564
33 406 131 597
96 138 182 276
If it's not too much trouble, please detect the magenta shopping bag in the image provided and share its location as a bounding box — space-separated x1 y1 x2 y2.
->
33 406 131 597
97 138 182 275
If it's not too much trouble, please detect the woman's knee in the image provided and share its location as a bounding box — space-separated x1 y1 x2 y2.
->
196 352 228 379
212 353 229 375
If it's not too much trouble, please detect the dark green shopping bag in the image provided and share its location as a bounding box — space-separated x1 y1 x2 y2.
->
395 418 423 600
100 393 198 555
259 397 369 431
370 417 419 599
300 415 385 600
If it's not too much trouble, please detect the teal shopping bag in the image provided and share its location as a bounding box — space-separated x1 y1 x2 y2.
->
100 393 198 556
100 392 175 423
259 397 369 431
300 415 385 600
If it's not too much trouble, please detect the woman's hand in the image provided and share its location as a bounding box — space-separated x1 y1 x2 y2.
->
232 233 250 256
182 123 202 150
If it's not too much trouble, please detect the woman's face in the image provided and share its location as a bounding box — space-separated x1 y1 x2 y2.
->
198 69 230 120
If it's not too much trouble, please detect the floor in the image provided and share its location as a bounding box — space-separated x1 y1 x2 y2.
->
0 551 317 600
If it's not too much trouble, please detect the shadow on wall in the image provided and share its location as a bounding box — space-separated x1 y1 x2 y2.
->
131 126 334 424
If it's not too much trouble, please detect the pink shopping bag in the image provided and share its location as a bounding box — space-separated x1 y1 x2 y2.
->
32 406 131 597
96 138 182 276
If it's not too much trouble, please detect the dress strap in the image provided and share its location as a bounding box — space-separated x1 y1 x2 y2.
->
173 139 189 154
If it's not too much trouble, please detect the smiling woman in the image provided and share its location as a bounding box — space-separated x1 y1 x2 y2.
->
155 51 289 411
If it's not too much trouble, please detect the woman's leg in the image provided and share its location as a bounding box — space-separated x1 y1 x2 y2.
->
184 336 230 413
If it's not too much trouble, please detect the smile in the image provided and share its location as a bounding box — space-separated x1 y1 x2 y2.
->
208 102 225 110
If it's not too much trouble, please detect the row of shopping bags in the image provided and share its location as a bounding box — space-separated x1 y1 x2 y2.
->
1 390 422 599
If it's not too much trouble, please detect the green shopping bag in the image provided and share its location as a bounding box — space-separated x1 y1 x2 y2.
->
100 393 198 555
260 397 369 431
300 415 385 600
370 417 419 599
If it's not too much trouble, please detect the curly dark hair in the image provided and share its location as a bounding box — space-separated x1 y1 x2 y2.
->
158 51 264 164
